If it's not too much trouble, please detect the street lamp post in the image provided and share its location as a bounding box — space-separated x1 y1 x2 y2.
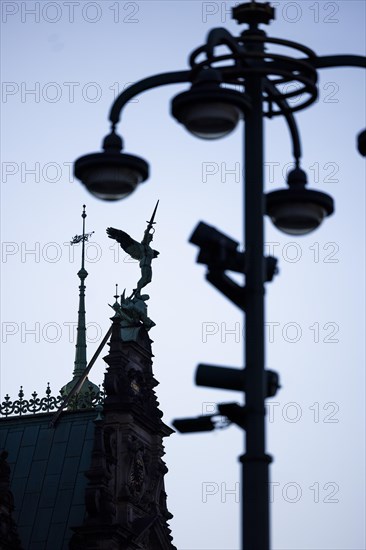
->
241 24 269 549
73 2 366 548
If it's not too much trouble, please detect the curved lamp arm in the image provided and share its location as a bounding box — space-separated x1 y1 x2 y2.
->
305 54 366 70
107 52 366 154
205 27 244 59
265 87 301 162
109 70 192 126
204 27 303 161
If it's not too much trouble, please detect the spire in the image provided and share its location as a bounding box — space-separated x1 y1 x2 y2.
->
113 283 119 306
60 206 98 406
73 205 88 378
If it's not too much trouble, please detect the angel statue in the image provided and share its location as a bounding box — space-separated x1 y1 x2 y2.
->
106 201 159 299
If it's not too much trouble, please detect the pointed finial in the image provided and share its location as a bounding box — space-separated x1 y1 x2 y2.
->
114 283 119 302
143 200 160 238
146 200 159 227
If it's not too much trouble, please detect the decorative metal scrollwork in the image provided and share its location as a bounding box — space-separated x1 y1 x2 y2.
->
0 383 104 417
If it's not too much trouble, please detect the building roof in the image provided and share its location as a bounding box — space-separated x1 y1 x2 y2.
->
0 409 98 550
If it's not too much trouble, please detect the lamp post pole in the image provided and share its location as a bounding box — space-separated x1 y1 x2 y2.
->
242 26 270 548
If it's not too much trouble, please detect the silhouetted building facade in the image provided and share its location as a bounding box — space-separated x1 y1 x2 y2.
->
0 205 175 548
0 314 175 549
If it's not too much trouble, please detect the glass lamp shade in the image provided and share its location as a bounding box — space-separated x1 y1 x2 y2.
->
266 188 334 235
74 151 149 201
357 129 366 157
171 87 250 140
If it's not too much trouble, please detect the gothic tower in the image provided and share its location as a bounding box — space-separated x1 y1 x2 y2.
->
70 311 175 549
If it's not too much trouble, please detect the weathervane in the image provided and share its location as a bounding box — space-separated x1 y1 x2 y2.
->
70 204 95 254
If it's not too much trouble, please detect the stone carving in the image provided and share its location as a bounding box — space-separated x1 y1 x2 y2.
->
111 291 155 332
128 448 146 497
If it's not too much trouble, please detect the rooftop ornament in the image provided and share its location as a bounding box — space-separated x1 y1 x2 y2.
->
0 383 104 418
107 201 160 340
72 2 366 549
60 205 100 405
106 200 160 301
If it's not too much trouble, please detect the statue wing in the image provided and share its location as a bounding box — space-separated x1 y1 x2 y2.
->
106 227 144 260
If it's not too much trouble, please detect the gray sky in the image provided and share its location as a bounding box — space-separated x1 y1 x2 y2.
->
1 1 365 549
